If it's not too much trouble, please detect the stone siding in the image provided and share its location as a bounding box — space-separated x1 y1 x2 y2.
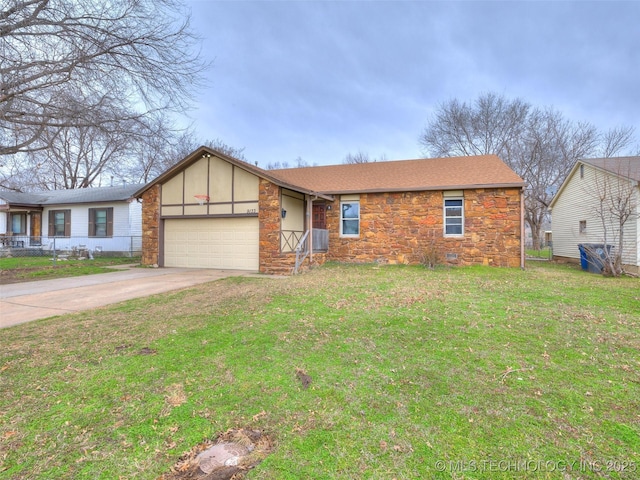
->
142 179 522 273
140 184 160 266
258 180 331 275
323 188 522 268
259 179 294 275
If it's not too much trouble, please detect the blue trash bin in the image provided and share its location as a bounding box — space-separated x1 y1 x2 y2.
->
578 244 588 271
582 244 613 274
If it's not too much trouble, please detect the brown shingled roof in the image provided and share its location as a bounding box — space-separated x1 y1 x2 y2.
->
269 154 524 194
582 156 640 182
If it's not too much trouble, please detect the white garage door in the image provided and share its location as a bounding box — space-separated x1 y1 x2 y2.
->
164 218 259 270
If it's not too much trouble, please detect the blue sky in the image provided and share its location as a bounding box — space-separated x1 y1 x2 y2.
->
185 0 639 167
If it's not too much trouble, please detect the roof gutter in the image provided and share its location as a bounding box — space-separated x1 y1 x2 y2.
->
0 203 43 210
317 183 525 195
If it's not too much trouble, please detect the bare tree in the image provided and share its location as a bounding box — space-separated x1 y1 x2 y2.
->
600 126 637 158
1 0 207 157
343 150 388 164
7 109 182 189
265 161 290 170
265 157 310 170
586 159 639 277
117 117 188 185
0 153 32 191
293 156 310 168
206 139 248 163
2 122 247 190
420 93 529 159
343 151 371 164
510 109 599 249
418 93 637 250
125 134 250 184
27 125 133 189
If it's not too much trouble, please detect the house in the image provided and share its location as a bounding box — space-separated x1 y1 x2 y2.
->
549 156 640 274
0 184 144 255
134 147 525 274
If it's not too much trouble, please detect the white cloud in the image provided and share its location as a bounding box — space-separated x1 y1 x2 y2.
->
186 0 640 165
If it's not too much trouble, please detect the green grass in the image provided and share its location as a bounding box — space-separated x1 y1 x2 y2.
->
0 256 140 282
1 263 638 479
526 247 552 259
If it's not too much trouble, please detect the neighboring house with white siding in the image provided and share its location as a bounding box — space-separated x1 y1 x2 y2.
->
549 157 640 273
0 184 144 255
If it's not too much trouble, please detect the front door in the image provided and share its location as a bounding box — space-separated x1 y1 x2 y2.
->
312 204 326 229
30 212 41 236
30 212 42 245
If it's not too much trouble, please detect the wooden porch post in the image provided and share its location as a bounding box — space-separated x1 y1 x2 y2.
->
307 195 313 263
520 187 525 270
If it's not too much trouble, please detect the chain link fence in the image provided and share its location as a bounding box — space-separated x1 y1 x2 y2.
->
0 235 142 259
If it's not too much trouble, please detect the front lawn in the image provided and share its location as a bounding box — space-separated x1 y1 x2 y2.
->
0 256 140 284
526 247 552 259
0 263 638 479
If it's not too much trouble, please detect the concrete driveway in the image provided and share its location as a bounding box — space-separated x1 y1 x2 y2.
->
0 267 254 329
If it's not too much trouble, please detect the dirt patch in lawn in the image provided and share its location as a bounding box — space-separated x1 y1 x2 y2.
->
160 428 274 480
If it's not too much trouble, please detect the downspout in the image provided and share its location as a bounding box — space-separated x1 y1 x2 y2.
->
306 195 313 265
520 187 525 270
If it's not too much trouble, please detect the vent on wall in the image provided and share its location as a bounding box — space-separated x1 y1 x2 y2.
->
446 253 458 261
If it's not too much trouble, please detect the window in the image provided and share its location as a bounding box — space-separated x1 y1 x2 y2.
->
580 164 584 179
340 201 360 237
10 213 26 234
89 207 113 237
48 210 71 237
444 198 464 236
579 220 587 234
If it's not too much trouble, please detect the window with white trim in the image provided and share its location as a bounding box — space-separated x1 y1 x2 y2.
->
340 201 360 237
444 198 464 236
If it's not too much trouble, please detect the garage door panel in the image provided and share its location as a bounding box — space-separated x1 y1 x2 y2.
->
164 218 259 270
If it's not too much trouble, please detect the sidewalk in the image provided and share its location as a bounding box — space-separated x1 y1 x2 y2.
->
0 267 252 328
